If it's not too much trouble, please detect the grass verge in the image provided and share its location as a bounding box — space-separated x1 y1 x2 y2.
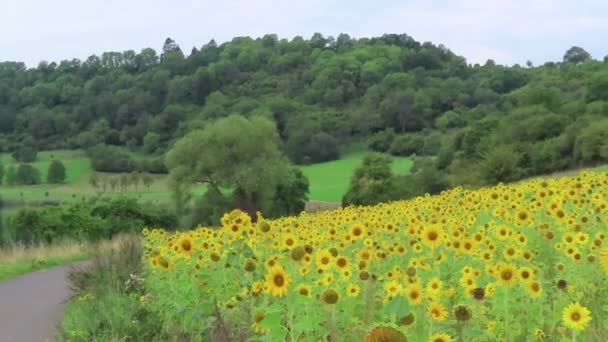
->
0 235 132 282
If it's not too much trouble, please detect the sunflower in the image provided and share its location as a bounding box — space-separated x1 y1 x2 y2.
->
264 265 290 297
599 247 608 273
384 280 403 296
421 225 443 248
497 263 518 286
405 282 423 306
316 249 334 270
177 234 195 255
562 302 592 331
363 326 407 342
429 332 453 342
426 277 443 294
346 284 361 298
525 280 543 298
297 284 312 298
251 310 269 334
427 302 448 321
321 288 339 305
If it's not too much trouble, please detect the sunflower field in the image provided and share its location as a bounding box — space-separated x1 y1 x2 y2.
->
142 171 608 342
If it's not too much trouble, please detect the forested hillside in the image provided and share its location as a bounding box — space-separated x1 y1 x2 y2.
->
1 33 607 187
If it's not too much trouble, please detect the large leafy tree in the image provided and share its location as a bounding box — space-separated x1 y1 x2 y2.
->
166 115 290 219
342 153 400 206
47 160 66 183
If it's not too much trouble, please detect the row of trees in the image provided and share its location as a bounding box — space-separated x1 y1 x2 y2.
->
0 160 65 185
88 171 155 192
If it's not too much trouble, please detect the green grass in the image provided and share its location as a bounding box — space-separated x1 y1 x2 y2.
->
300 151 414 202
0 253 90 282
0 149 414 205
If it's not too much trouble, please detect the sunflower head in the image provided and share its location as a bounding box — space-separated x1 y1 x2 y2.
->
363 326 407 342
321 288 339 305
562 302 592 331
454 304 472 322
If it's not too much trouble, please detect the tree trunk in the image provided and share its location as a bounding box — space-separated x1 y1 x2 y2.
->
234 187 259 222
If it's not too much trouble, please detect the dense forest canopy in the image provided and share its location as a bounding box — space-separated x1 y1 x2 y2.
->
1 33 607 185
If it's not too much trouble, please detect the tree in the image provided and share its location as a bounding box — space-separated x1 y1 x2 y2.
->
166 115 289 219
563 46 591 64
342 153 400 206
89 172 100 190
47 160 66 183
5 165 16 185
142 173 154 191
478 145 522 184
143 132 161 153
14 164 41 185
268 168 310 217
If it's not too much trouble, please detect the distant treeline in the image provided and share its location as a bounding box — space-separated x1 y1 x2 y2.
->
0 34 606 189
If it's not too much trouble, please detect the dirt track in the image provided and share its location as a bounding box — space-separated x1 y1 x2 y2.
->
0 261 89 342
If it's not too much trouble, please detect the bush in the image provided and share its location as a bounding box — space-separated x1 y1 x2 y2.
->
368 128 396 152
136 158 168 174
389 133 425 156
478 145 522 184
343 153 401 206
47 160 66 183
12 145 37 163
61 236 164 341
14 164 41 185
88 144 135 173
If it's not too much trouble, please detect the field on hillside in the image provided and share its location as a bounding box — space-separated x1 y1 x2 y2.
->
0 150 414 206
140 171 608 341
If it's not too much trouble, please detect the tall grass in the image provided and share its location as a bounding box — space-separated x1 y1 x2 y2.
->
0 235 133 281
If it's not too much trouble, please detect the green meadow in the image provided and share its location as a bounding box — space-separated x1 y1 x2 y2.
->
0 150 415 206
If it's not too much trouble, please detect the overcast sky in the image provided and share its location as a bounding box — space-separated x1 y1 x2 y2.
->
2 0 607 67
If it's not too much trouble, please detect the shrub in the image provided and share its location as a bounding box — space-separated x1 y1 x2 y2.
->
88 144 135 173
47 160 66 183
478 145 522 184
343 153 401 206
368 128 396 152
389 133 424 156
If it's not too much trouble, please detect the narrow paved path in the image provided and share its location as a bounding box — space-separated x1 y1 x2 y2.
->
0 261 90 342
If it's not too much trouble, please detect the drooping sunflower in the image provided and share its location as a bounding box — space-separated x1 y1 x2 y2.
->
427 302 448 321
525 280 543 298
264 265 291 297
428 332 453 342
251 310 269 334
562 302 592 331
297 284 312 298
363 326 407 342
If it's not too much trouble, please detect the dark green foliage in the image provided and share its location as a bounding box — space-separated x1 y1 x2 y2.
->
398 158 449 196
189 190 235 227
166 115 290 220
47 160 66 183
88 144 135 173
573 119 608 163
563 46 592 64
478 145 522 184
268 168 310 217
5 165 16 185
389 133 425 156
12 145 37 162
586 72 608 102
0 162 4 184
14 164 41 185
368 128 396 153
12 198 177 243
342 153 400 206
